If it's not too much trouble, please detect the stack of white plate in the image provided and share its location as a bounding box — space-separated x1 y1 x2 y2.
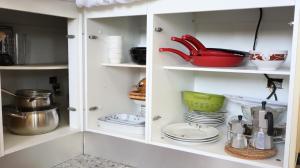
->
184 111 225 127
162 123 220 145
97 113 145 135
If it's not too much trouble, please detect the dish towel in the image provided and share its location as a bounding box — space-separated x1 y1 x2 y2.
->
76 0 141 7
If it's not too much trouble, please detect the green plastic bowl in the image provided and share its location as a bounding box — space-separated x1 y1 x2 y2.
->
182 91 225 112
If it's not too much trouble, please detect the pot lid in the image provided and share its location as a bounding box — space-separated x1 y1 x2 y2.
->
15 89 52 98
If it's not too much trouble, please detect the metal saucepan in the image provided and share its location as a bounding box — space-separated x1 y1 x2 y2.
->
6 106 59 135
1 89 53 111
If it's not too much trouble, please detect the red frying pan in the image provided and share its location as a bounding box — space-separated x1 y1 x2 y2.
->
159 35 247 67
159 48 244 67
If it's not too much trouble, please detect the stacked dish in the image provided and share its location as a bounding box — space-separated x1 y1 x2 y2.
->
162 123 220 145
97 113 145 135
184 111 226 127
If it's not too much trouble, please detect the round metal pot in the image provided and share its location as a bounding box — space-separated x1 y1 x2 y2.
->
15 89 53 111
6 107 59 135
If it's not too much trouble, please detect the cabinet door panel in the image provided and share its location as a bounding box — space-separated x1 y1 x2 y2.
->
0 0 79 18
68 17 83 130
287 2 300 168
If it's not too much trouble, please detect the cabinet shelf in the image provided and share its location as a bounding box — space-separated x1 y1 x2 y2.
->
4 126 80 155
0 64 68 70
102 63 146 68
152 131 283 168
163 65 290 75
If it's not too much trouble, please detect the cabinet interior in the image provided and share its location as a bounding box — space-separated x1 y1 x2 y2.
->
0 8 79 155
86 15 147 140
150 6 294 168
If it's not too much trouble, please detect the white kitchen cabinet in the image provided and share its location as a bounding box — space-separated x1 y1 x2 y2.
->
0 1 300 168
0 0 83 158
85 1 300 168
85 15 147 142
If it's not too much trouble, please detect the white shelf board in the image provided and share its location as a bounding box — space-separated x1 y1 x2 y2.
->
151 131 284 168
86 128 145 144
102 63 146 68
0 64 68 70
4 126 80 155
163 64 290 75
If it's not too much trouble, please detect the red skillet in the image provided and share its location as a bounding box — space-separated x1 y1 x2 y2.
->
160 35 246 67
181 34 248 57
159 48 244 67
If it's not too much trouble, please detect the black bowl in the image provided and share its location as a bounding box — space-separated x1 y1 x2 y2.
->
130 47 146 65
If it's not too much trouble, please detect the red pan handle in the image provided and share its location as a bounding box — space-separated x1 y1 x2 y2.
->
171 37 198 56
159 48 192 61
182 34 207 51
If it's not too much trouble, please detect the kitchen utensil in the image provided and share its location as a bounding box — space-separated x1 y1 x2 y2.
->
159 35 247 67
2 89 53 111
227 115 248 149
249 50 287 70
0 26 14 65
130 47 146 65
182 91 225 112
242 105 285 126
181 35 249 57
107 36 122 63
226 94 287 125
251 101 274 150
129 78 146 101
6 106 59 135
160 47 245 67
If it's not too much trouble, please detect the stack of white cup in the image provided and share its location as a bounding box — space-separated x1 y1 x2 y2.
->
107 36 123 64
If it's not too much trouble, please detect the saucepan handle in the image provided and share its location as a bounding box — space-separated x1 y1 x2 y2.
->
159 48 192 62
171 37 198 56
7 113 26 119
182 34 207 51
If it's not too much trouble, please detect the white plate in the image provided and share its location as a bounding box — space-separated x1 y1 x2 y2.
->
98 113 145 126
185 112 225 118
184 115 225 120
164 134 220 145
184 116 224 122
163 132 219 141
97 120 145 135
184 120 224 127
162 123 219 140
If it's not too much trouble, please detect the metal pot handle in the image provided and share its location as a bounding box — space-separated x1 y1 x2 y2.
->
7 113 26 119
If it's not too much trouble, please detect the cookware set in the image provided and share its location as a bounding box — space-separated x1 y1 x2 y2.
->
159 34 248 67
2 89 59 135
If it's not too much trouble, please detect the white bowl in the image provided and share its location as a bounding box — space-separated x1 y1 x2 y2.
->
251 60 285 70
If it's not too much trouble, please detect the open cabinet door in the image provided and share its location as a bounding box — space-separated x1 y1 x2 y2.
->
0 0 79 18
286 2 300 168
68 16 84 130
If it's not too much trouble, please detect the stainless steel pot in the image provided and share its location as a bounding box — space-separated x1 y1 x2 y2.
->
2 89 53 111
6 107 59 135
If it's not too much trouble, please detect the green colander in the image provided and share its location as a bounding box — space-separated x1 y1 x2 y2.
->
182 91 225 112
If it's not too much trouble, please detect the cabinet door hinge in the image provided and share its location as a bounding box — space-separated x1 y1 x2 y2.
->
66 35 75 39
